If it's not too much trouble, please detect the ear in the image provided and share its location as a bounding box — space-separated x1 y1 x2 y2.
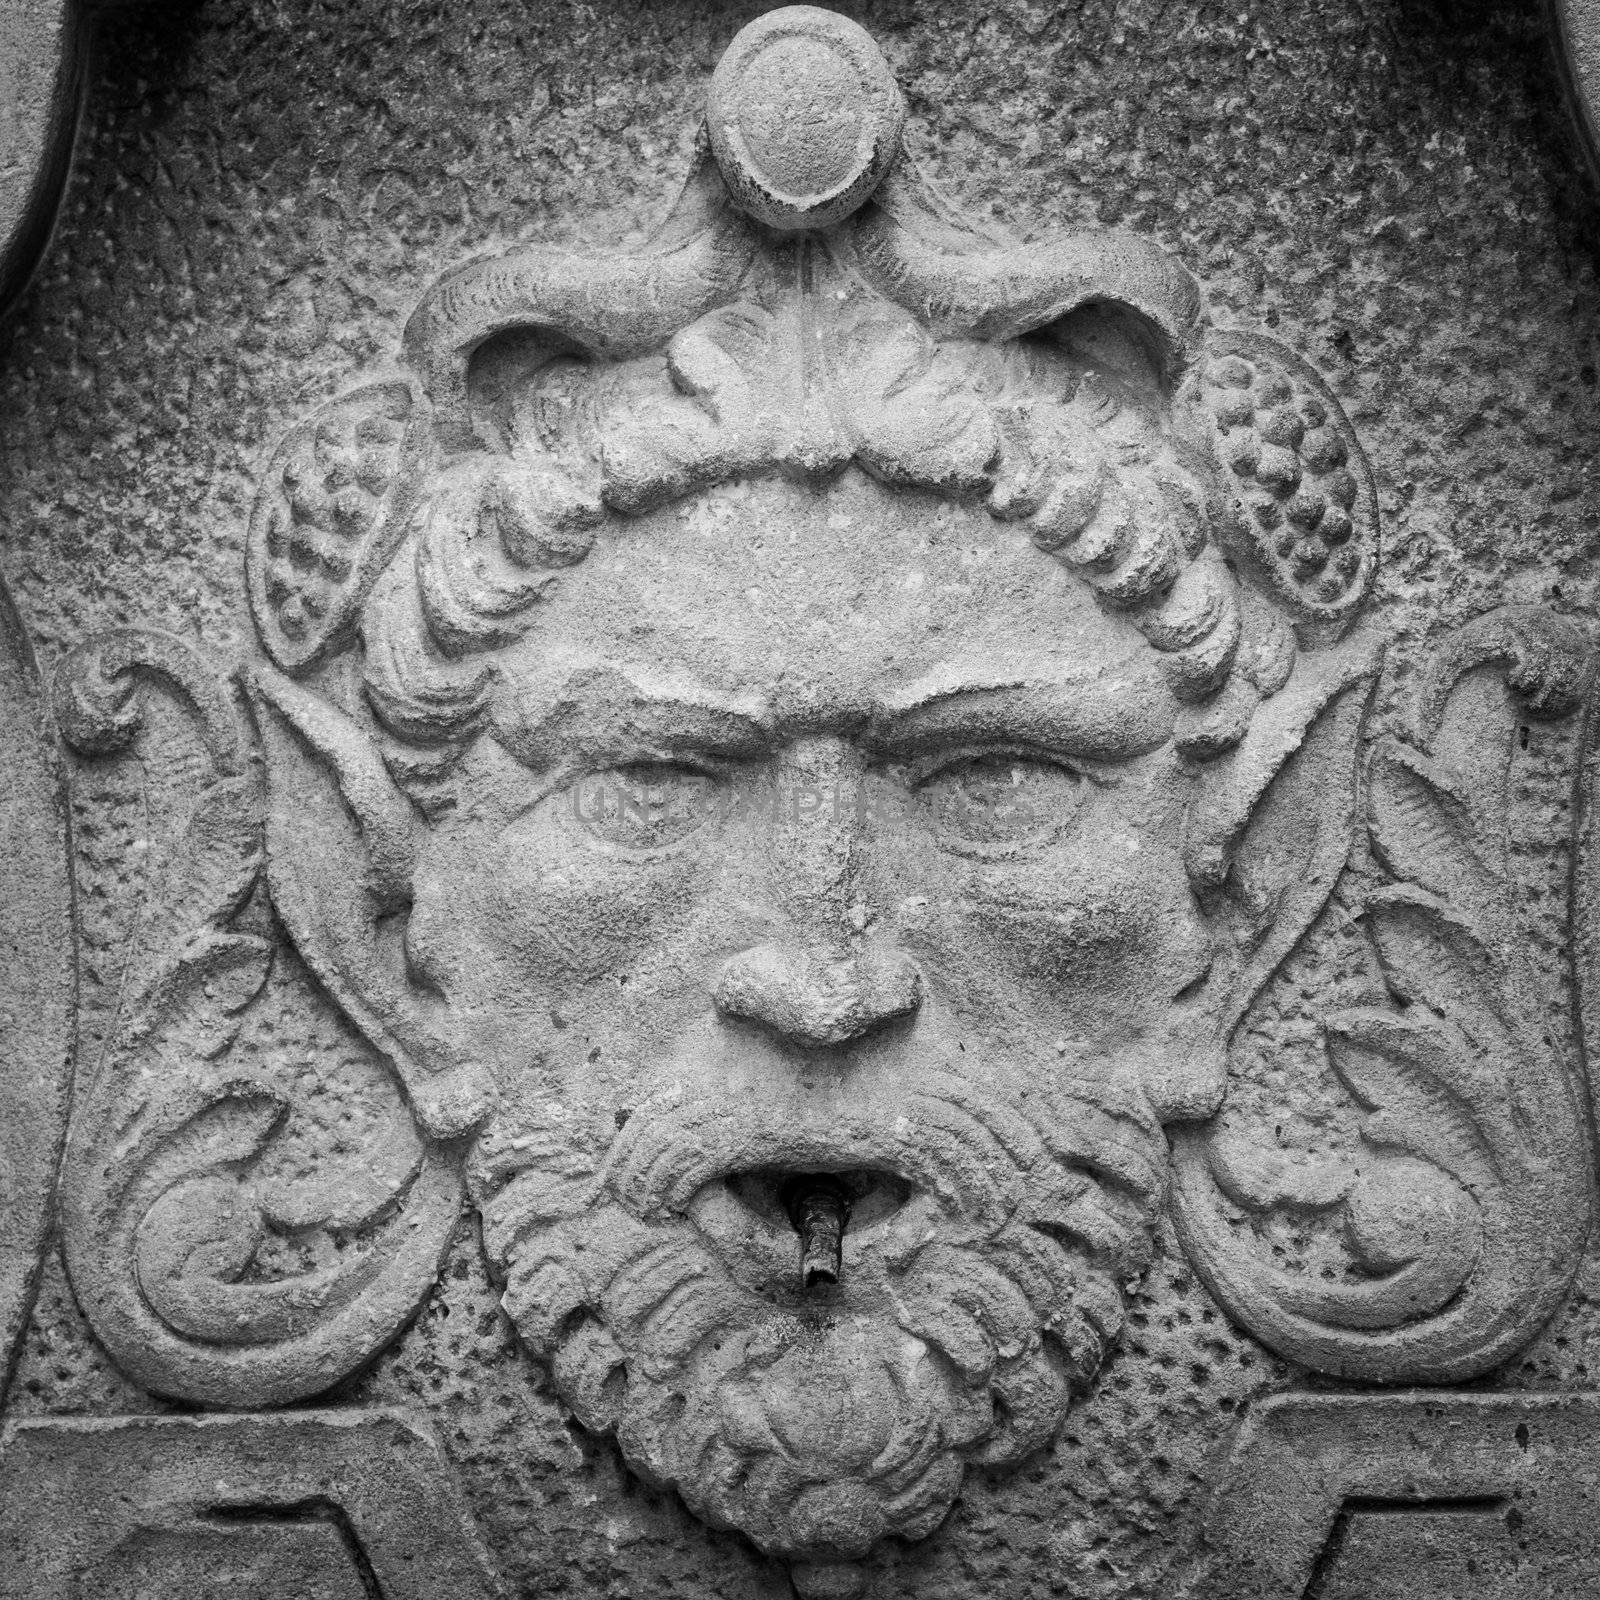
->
1185 625 1382 1035
247 666 494 1138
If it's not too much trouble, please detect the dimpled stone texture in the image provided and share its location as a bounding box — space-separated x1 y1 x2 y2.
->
2 1 1599 1596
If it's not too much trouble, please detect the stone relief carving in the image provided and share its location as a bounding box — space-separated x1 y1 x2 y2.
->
1552 0 1600 187
54 627 462 1405
0 577 73 1400
1173 606 1594 1381
4 4 1599 1597
0 0 134 1424
0 0 142 313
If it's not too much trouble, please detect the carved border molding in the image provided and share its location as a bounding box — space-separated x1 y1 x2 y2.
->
0 0 147 321
1186 1392 1600 1597
0 0 158 1408
0 0 82 1417
0 579 72 1402
0 1408 506 1597
0 0 84 317
1552 0 1600 184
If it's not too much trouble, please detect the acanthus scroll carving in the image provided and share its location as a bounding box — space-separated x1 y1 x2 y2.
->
1172 606 1594 1383
53 630 462 1407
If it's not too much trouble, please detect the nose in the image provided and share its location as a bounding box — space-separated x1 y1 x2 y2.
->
714 942 922 1047
712 734 921 1048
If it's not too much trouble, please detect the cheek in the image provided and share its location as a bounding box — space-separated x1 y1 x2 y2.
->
406 820 712 999
405 823 725 1100
888 789 1212 1014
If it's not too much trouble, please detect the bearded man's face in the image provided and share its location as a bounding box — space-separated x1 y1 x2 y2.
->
402 468 1220 1560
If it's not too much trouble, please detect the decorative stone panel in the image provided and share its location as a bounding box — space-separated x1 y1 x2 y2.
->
3 3 1600 1597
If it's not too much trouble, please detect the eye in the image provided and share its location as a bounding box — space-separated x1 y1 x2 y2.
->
919 751 1086 854
568 763 717 851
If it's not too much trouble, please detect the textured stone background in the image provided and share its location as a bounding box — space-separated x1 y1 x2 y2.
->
3 0 1600 1595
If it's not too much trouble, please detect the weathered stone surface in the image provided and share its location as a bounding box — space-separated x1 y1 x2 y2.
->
706 6 906 232
0 562 72 1401
1189 1393 1600 1597
2 2 1600 1597
0 0 81 315
0 1409 503 1598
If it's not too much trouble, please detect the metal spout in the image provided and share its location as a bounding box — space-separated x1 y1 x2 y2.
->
783 1176 852 1289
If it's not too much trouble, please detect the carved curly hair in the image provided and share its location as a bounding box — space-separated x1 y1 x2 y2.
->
247 149 1377 801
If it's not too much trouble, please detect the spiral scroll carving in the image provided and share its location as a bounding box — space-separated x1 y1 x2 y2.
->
54 631 462 1406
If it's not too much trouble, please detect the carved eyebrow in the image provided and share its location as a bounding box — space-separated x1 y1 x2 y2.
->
866 673 1175 761
497 663 775 768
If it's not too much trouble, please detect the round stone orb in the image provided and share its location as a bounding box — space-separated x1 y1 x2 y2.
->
707 6 907 233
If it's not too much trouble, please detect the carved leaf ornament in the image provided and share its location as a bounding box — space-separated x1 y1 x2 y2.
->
38 1 1596 1581
52 633 460 1405
1173 607 1594 1381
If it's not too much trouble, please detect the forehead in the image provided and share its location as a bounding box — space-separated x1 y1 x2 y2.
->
505 470 1171 729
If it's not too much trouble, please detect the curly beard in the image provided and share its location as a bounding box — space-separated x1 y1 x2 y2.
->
470 1060 1165 1562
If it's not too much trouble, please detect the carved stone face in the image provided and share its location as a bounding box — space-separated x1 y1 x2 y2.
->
400 468 1222 1558
216 269 1393 1568
411 469 1213 1099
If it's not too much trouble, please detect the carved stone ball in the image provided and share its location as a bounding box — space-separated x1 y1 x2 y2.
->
707 5 906 232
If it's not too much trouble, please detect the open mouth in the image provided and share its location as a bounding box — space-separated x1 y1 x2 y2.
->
724 1168 915 1289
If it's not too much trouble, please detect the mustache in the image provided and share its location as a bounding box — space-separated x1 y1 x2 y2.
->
473 1055 1171 1352
597 1061 1167 1244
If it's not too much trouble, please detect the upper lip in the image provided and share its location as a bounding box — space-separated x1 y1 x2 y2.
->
724 1166 915 1234
595 1054 1034 1232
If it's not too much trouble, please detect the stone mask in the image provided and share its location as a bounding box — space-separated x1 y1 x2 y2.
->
48 8 1592 1596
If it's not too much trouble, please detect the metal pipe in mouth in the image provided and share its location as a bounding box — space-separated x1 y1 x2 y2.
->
783 1176 852 1289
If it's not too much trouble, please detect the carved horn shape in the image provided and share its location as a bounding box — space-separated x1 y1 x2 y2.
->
850 157 1203 376
402 139 758 450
